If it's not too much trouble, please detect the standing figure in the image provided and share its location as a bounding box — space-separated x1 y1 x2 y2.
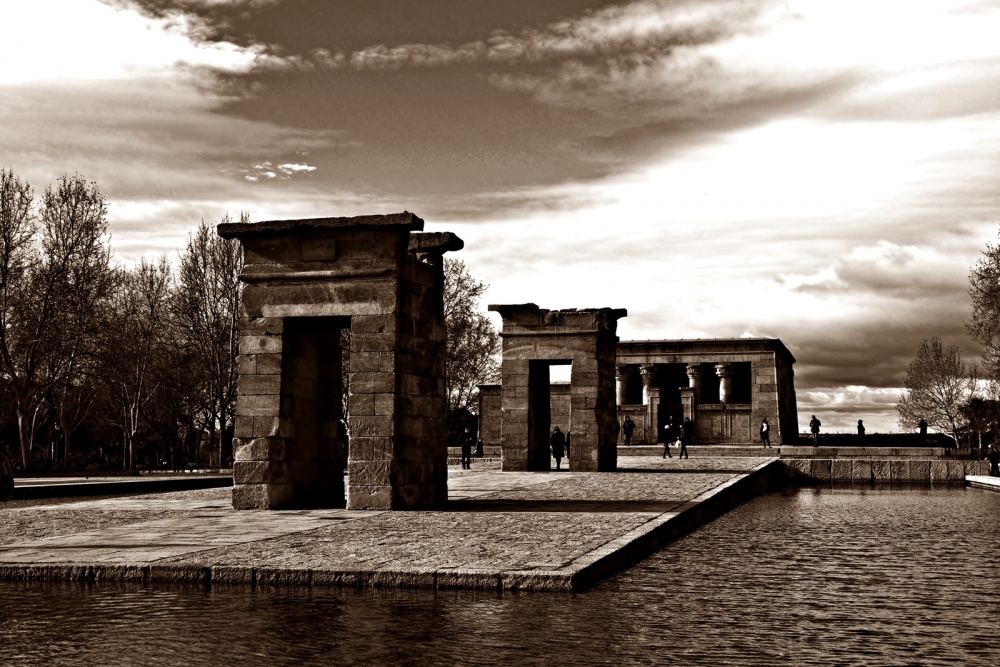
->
988 445 1000 476
623 416 636 446
0 449 13 502
459 427 474 469
550 427 566 470
857 420 866 439
475 438 484 458
760 418 771 448
809 415 821 445
662 418 675 459
677 422 689 459
682 417 694 447
919 419 928 440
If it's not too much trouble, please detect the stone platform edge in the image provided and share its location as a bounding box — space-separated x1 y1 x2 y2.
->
0 460 785 594
10 476 233 500
966 475 1000 492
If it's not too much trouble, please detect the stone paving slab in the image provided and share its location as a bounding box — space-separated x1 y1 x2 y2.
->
0 457 778 591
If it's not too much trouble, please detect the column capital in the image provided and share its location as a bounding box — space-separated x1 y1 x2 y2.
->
616 365 634 379
639 364 656 378
686 364 700 381
715 362 734 378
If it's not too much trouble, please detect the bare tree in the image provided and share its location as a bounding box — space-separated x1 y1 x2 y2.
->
443 259 500 416
0 172 113 469
173 215 244 467
104 258 173 470
897 337 975 441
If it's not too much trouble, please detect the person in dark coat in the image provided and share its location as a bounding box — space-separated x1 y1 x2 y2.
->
459 427 474 469
919 419 928 440
809 415 821 445
550 427 566 470
662 418 674 459
623 416 636 446
677 422 689 459
857 420 866 439
760 418 771 448
475 438 484 458
988 445 1000 477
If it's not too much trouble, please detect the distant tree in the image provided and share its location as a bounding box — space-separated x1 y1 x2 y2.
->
0 171 114 469
968 228 1000 372
897 337 976 441
443 259 500 421
172 215 244 467
103 257 173 470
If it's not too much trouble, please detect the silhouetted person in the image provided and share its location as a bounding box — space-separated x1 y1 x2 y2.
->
857 419 866 439
988 445 1000 477
683 417 693 447
760 418 771 448
662 418 675 459
550 427 566 470
677 422 689 459
919 419 928 440
0 449 13 502
623 416 636 446
809 415 821 445
459 427 474 469
475 438 484 458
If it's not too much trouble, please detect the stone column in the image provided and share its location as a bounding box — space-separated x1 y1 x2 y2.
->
615 365 633 406
640 364 655 405
686 364 700 402
716 363 734 405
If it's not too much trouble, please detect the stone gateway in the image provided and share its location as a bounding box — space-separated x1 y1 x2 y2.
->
219 213 461 510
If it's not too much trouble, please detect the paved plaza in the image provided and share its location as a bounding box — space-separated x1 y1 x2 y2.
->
0 457 777 591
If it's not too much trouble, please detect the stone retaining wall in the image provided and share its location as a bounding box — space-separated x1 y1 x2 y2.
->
782 458 989 484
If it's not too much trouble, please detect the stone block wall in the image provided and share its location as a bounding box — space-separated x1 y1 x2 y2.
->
783 458 989 484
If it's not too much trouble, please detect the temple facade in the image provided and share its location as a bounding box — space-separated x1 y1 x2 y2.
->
480 337 798 448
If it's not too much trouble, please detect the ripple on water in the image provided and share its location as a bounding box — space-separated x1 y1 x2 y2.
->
1 486 998 666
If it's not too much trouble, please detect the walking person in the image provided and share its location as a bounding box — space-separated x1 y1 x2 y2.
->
662 418 674 459
459 427 474 469
760 418 771 448
809 415 821 445
623 416 636 446
677 422 689 459
550 427 566 470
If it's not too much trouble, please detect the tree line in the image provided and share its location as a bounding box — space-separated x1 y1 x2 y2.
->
898 226 1000 447
0 169 499 472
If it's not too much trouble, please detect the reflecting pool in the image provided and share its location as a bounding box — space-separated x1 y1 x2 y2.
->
2 486 998 666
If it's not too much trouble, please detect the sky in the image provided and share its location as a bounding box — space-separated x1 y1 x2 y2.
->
3 0 1000 433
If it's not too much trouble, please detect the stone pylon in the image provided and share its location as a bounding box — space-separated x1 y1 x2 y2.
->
489 304 626 472
219 213 462 510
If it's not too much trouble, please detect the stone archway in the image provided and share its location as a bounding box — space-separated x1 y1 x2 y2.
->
489 304 626 472
219 213 462 510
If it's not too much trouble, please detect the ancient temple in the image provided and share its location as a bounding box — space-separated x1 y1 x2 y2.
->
480 337 798 448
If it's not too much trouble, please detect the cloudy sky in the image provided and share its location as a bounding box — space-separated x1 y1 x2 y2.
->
3 0 999 433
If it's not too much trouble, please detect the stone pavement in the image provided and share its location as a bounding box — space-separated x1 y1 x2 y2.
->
0 456 779 591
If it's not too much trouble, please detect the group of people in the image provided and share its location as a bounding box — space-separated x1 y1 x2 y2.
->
661 417 691 459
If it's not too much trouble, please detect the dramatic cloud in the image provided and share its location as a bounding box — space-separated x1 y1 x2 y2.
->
4 0 1000 434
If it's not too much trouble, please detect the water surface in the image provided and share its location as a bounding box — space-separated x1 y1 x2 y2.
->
2 486 997 666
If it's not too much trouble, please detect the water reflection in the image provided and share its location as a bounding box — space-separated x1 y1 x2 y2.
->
2 486 998 666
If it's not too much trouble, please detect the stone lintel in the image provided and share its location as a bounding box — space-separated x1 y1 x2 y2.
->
489 303 627 329
218 212 424 239
408 232 464 256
